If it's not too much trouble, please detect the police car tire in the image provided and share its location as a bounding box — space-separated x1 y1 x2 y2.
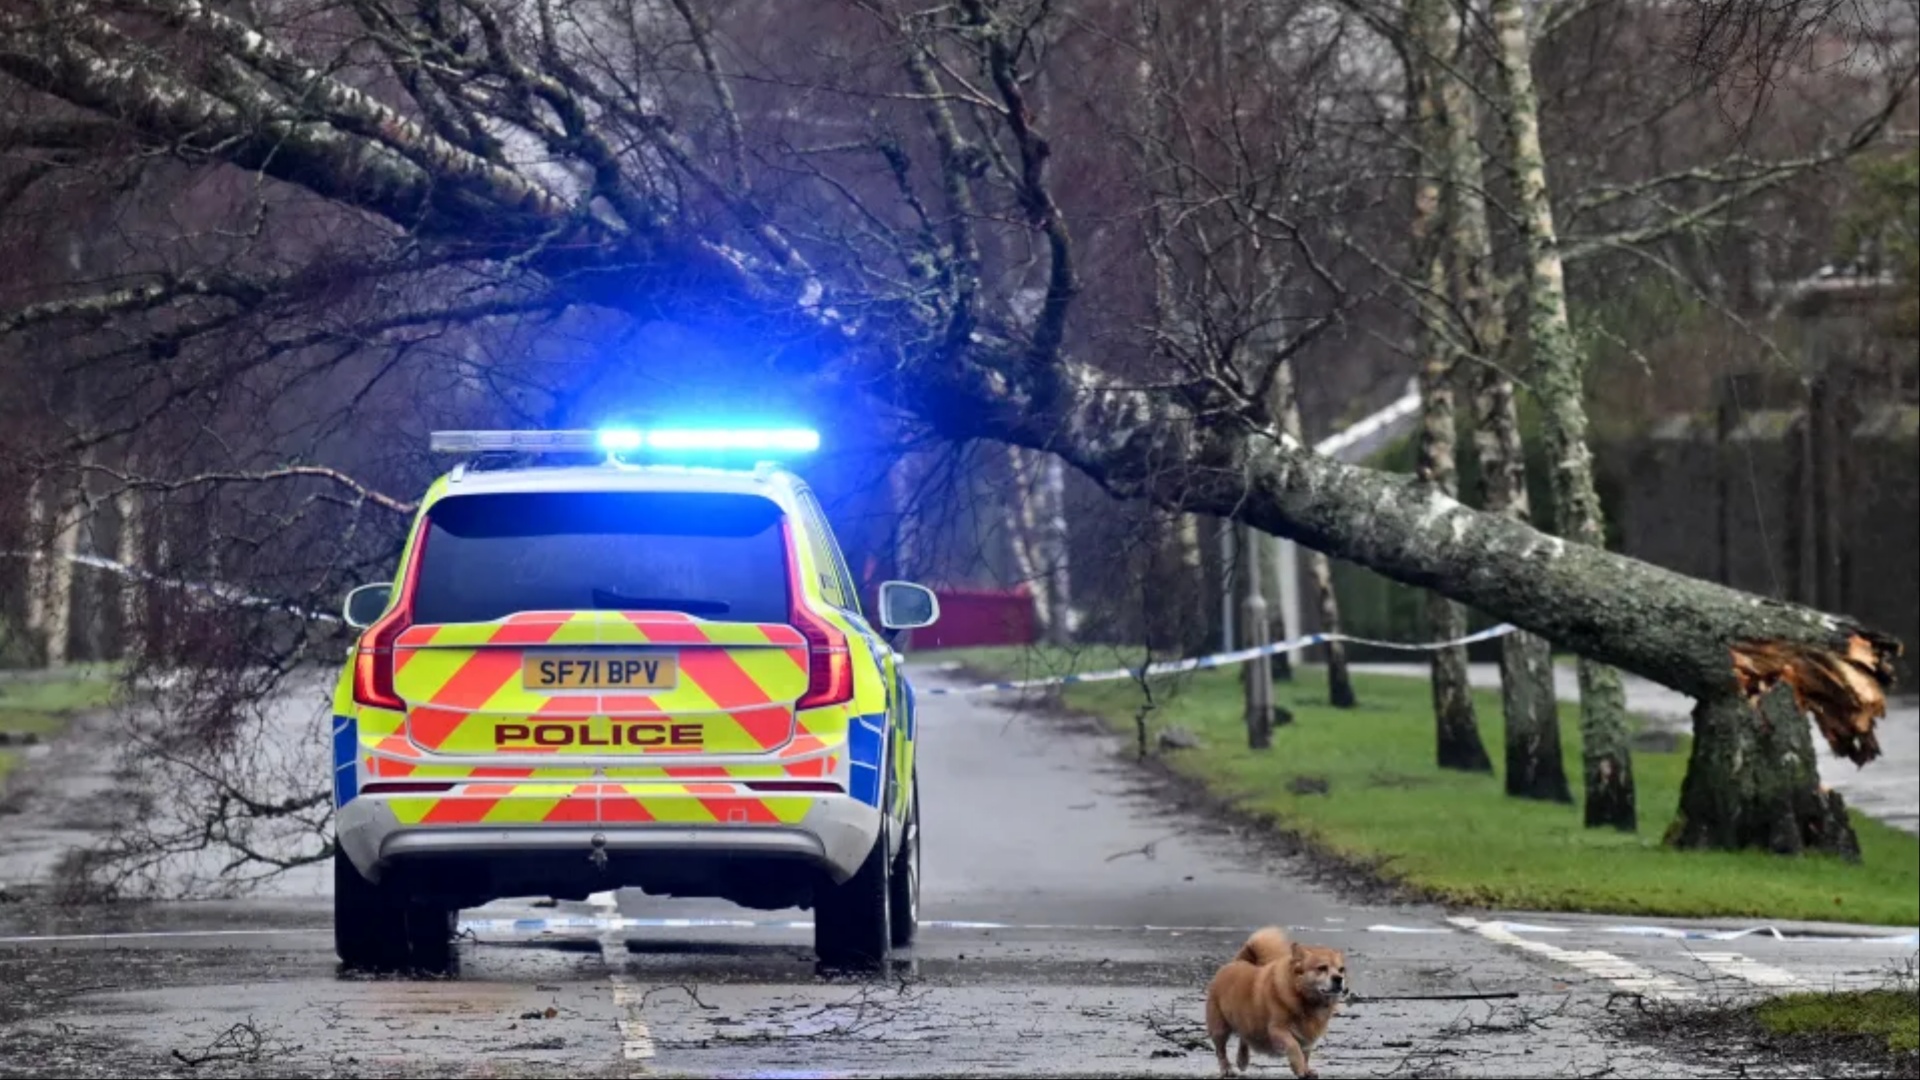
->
402 901 456 972
888 773 919 949
334 849 409 971
813 813 891 969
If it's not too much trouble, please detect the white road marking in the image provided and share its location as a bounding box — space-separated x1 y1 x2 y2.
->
1450 916 1698 1001
0 927 328 944
1687 950 1809 990
592 891 654 1069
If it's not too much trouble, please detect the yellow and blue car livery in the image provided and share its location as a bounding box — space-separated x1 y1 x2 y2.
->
326 431 935 971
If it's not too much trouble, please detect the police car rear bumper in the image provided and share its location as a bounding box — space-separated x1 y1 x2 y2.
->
336 790 881 887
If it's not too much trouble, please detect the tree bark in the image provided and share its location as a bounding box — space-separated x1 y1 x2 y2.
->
1431 29 1571 801
1174 513 1211 657
116 483 143 660
1276 358 1357 708
1005 444 1069 644
25 478 79 668
1419 360 1489 772
1489 0 1636 830
1667 682 1859 858
1411 0 1492 774
1240 522 1274 749
1262 529 1294 682
1039 456 1073 644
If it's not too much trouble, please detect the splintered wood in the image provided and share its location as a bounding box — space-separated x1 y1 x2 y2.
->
1730 633 1904 766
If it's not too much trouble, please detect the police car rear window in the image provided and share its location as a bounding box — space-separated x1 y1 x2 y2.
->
410 491 790 626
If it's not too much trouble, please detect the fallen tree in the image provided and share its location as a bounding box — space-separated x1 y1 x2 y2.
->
0 0 1905 858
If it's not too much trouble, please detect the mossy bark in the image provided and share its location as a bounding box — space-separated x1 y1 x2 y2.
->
1277 357 1356 709
1489 0 1635 830
1667 683 1860 858
1427 6 1559 791
1409 0 1491 773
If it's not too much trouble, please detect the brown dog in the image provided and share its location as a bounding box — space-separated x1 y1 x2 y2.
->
1203 926 1348 1078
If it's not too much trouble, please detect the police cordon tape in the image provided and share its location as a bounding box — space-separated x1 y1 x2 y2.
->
916 622 1520 695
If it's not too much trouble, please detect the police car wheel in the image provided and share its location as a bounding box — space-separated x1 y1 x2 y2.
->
334 849 409 971
888 773 919 949
813 813 891 970
402 900 456 972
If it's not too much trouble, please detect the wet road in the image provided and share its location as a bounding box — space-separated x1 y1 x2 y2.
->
0 666 1914 1078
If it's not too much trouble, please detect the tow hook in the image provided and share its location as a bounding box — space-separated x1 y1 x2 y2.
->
588 832 609 872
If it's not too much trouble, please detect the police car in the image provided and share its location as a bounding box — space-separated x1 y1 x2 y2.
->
330 427 937 972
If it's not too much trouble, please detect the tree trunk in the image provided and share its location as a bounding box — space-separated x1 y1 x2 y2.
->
1240 523 1274 749
1430 0 1569 801
1005 444 1057 642
1275 358 1357 708
1261 530 1294 682
1489 0 1636 830
1410 0 1491 773
1039 456 1073 644
116 483 143 660
1175 513 1211 657
1420 357 1488 771
25 478 78 668
1667 682 1859 857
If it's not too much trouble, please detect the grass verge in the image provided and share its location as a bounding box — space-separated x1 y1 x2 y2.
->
936 644 1920 927
0 666 120 784
1758 988 1919 1054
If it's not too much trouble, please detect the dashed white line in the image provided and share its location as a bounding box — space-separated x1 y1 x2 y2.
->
1450 916 1698 1000
592 891 654 1069
0 927 329 945
1687 950 1809 990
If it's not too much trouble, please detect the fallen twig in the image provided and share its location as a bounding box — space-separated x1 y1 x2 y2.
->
1351 991 1522 1003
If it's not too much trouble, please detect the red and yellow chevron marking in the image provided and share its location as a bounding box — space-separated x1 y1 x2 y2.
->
386 611 809 757
380 782 814 827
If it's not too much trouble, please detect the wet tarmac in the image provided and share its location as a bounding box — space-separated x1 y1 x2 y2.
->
0 666 1912 1078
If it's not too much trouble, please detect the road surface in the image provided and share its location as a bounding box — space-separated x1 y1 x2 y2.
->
0 665 1914 1078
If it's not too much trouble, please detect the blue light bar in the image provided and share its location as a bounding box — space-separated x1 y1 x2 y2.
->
430 428 820 456
641 428 820 453
597 428 644 451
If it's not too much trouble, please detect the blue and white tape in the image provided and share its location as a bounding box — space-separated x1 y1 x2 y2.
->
918 623 1519 695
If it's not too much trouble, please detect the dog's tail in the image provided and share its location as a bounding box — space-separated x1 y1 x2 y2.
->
1235 926 1293 966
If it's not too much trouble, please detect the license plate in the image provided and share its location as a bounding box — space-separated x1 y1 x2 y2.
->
524 653 679 691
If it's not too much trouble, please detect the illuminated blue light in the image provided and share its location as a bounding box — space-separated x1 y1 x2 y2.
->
641 428 820 453
596 428 644 451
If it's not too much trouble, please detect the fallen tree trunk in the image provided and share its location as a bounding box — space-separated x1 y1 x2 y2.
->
919 351 1902 858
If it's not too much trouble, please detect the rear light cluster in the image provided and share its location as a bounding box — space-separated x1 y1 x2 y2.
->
351 532 428 712
782 519 854 710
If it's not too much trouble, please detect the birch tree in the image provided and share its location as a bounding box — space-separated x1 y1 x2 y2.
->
1439 0 1572 800
1487 0 1637 828
1407 0 1491 772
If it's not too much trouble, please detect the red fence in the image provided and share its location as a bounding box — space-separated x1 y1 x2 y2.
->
906 585 1037 650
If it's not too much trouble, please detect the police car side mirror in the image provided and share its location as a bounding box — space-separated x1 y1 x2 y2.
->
343 583 392 630
878 581 939 631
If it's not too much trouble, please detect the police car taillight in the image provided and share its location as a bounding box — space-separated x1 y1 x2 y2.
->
782 519 854 710
351 604 409 712
352 531 427 712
